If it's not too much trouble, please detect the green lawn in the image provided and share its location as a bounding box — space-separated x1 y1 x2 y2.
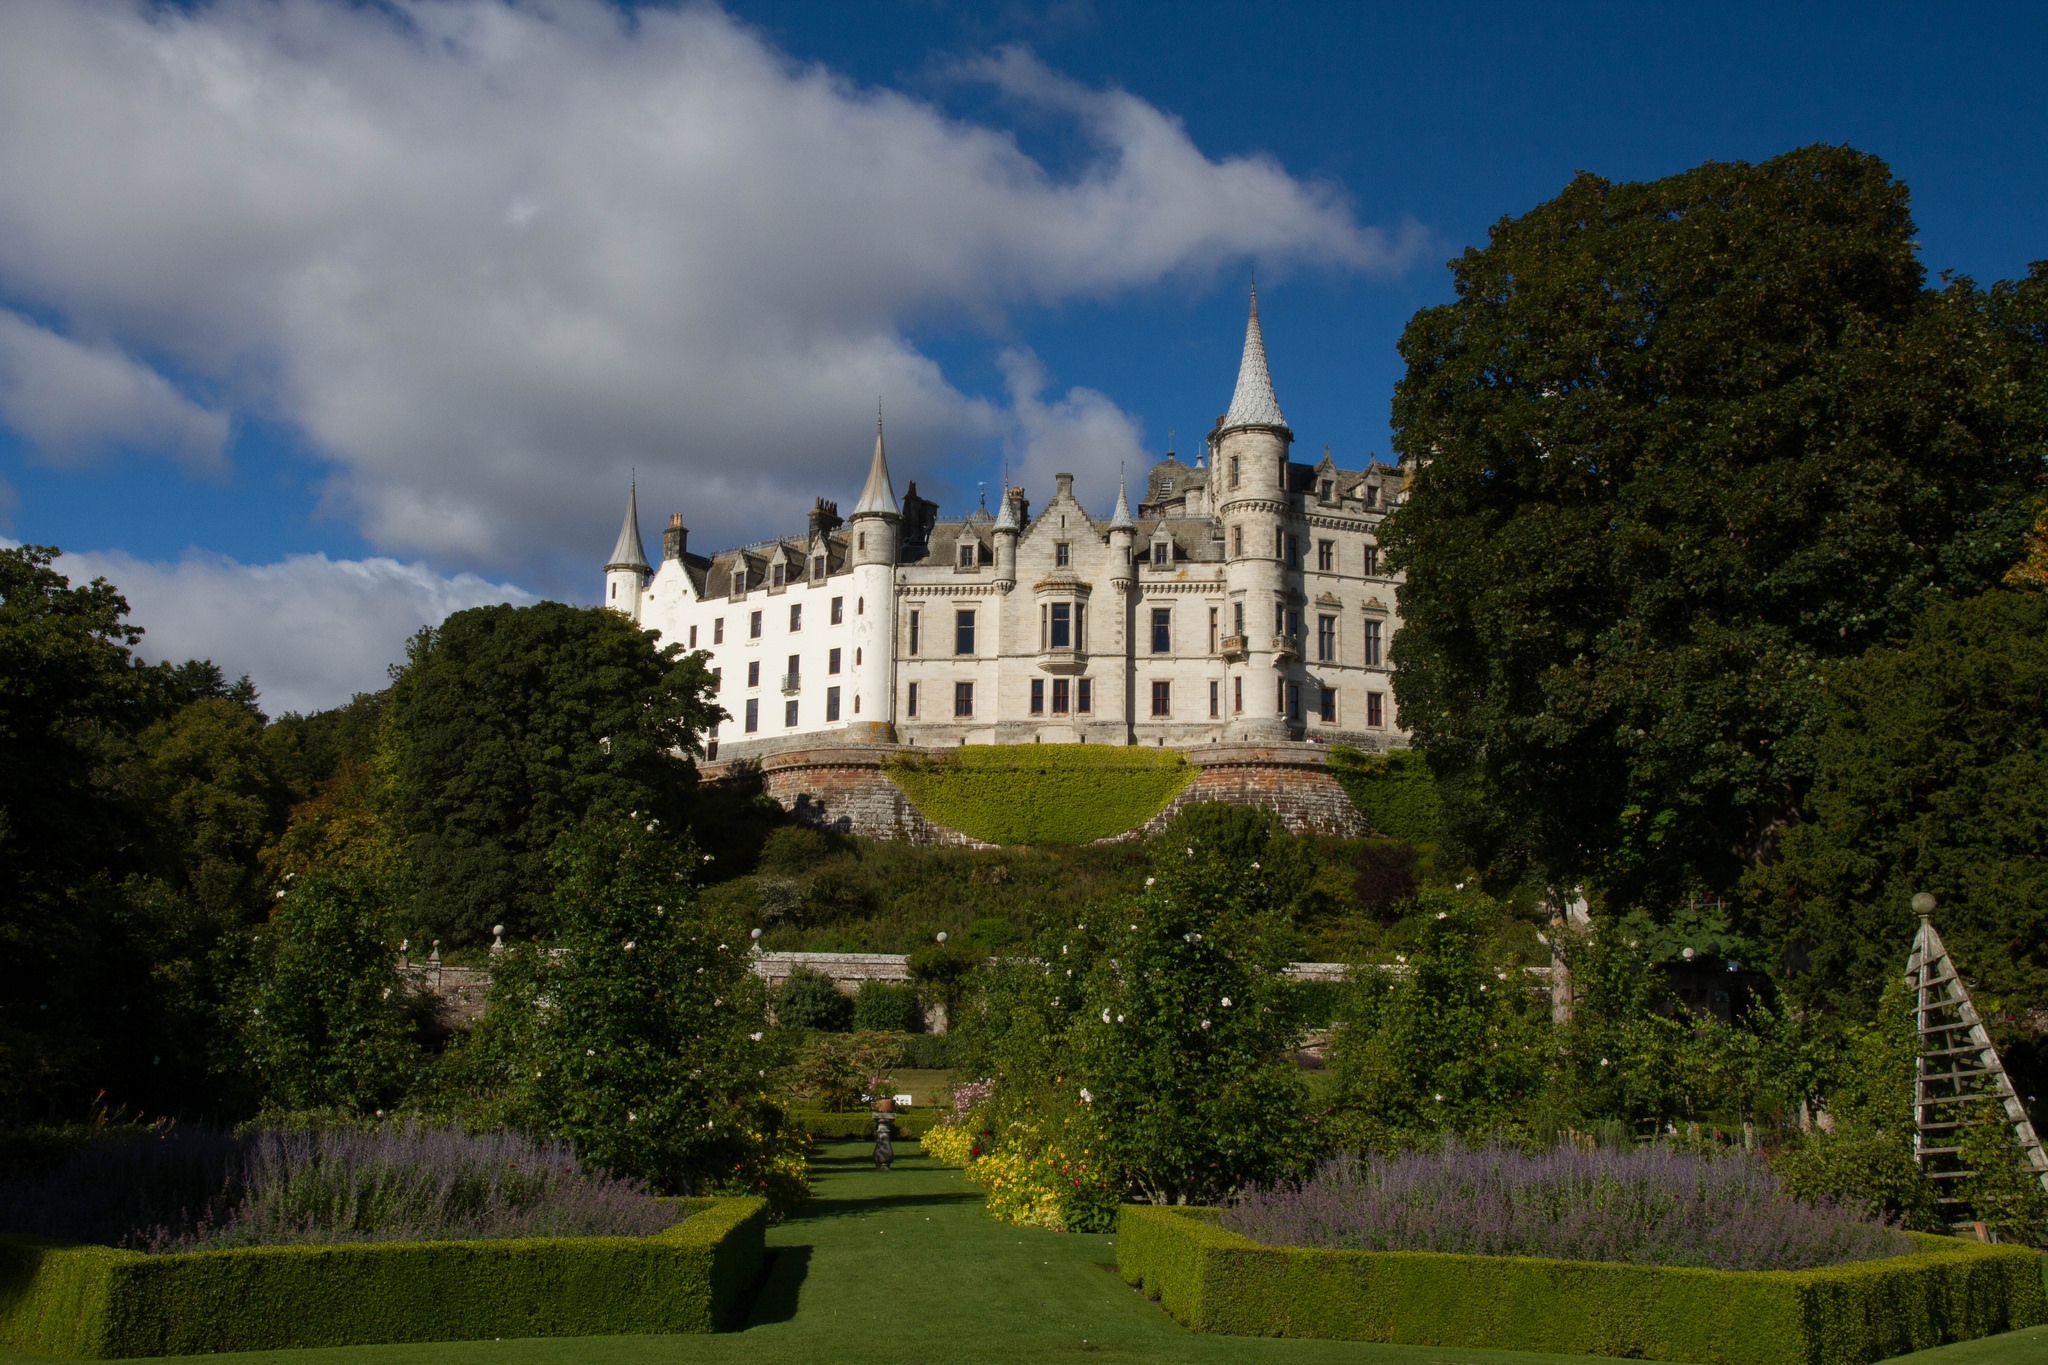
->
1 1141 2039 1365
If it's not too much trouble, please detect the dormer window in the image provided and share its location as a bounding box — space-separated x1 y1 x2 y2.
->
1366 484 1379 508
772 563 785 588
959 541 974 568
1151 540 1170 565
1320 480 1332 500
813 554 826 578
1161 478 1174 495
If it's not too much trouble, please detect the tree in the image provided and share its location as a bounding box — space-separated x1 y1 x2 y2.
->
1382 147 2046 912
385 602 723 944
138 698 289 916
1745 590 2048 1033
477 815 792 1200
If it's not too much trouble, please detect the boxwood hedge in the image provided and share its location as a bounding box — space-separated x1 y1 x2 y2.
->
1326 746 1439 844
0 1195 766 1359
883 745 1190 845
1116 1205 2046 1365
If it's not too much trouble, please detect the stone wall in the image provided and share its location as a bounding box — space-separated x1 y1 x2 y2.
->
702 740 1371 845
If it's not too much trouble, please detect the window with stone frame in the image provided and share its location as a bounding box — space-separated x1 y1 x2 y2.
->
784 699 798 726
1052 678 1070 713
1209 680 1220 717
909 610 920 654
1150 680 1171 717
831 595 844 624
826 686 840 721
954 681 974 717
1363 544 1380 575
1055 541 1071 567
1367 691 1384 727
1151 608 1171 654
773 563 785 588
747 660 760 688
714 617 725 643
745 698 759 732
789 603 801 632
906 681 918 717
1050 602 1072 648
1317 614 1337 662
1363 618 1382 666
749 610 762 639
955 609 975 655
1030 679 1045 715
1317 539 1334 571
829 647 841 674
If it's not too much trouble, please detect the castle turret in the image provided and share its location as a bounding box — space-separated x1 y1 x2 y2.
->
605 479 652 620
846 416 900 741
992 486 1021 589
1215 287 1294 741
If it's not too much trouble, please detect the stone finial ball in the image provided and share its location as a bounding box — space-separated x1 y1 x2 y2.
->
936 931 948 943
1912 892 1937 916
751 927 763 940
492 924 504 935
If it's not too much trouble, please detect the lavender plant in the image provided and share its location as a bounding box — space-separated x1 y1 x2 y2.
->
0 1123 675 1252
1223 1144 1913 1271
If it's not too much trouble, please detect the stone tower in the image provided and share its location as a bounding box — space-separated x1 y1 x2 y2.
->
846 416 900 741
605 479 651 618
1214 288 1293 741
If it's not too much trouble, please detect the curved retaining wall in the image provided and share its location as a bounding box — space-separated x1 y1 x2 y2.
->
701 741 1369 845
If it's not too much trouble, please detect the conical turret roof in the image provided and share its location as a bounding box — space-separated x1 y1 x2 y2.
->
852 415 899 517
1221 286 1289 434
992 487 1021 533
607 480 650 572
1108 470 1135 531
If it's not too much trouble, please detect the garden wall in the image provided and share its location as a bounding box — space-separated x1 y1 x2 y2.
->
0 1196 767 1359
1116 1206 2047 1365
703 740 1369 845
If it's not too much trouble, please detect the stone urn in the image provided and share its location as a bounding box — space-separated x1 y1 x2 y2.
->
873 1096 896 1114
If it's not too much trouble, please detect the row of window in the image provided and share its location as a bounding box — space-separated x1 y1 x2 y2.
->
685 595 855 649
721 647 861 693
1226 528 1382 576
907 607 1381 665
1220 457 1384 510
899 678 1386 726
740 687 849 733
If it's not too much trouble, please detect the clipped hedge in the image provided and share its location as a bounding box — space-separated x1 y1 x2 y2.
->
883 745 1191 845
1117 1206 2047 1365
1327 746 1439 844
0 1196 766 1359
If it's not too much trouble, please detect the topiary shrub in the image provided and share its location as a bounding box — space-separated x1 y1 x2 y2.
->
852 981 921 1034
770 968 853 1032
1327 747 1440 844
883 745 1191 845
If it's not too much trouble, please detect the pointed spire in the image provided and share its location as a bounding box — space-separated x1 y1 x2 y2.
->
852 413 899 517
607 478 650 572
1221 285 1289 434
992 486 1021 534
1109 467 1135 531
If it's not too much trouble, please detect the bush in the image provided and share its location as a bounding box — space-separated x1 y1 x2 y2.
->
756 825 835 873
0 1125 671 1251
0 1195 767 1357
1224 1145 1910 1271
1350 840 1420 922
1117 1204 2045 1364
1327 748 1440 844
791 1032 896 1112
895 1033 955 1069
772 968 854 1031
883 745 1191 845
468 815 791 1203
238 869 419 1114
966 1097 1119 1233
853 981 922 1033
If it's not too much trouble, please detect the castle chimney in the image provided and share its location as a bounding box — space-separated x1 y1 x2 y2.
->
808 496 843 540
662 513 687 562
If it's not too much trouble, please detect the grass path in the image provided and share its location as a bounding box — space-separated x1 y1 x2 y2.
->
1 1140 2039 1365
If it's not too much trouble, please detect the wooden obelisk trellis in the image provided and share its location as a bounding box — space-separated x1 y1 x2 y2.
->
1904 911 2048 1215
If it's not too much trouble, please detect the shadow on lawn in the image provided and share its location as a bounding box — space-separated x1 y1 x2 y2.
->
740 1245 811 1328
799 1190 985 1219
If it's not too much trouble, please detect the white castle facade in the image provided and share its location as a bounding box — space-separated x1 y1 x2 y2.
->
604 293 1410 758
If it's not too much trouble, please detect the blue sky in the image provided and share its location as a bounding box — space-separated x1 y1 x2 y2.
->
0 0 2041 712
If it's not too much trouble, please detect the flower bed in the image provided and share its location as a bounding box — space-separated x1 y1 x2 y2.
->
0 1195 767 1358
1224 1146 1911 1271
1117 1206 2045 1364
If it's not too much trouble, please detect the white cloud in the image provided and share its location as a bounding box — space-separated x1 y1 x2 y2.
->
998 348 1147 508
0 0 1421 569
0 311 228 471
51 545 537 715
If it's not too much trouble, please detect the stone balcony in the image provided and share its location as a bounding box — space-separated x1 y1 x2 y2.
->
1219 633 1249 662
780 673 801 694
1034 646 1089 674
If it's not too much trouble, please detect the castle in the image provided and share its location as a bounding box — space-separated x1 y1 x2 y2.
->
605 291 1409 758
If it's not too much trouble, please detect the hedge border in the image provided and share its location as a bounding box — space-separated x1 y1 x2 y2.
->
0 1195 767 1359
1116 1205 2047 1365
883 744 1191 845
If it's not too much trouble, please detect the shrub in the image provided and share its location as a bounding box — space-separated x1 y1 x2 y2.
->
238 869 419 1114
1325 888 1550 1150
0 1125 671 1251
1070 821 1312 1204
1350 840 1419 922
921 1122 974 1167
756 825 835 873
883 744 1191 845
968 1099 1119 1233
895 1033 954 1069
791 1032 896 1112
852 981 922 1033
1326 747 1440 844
1225 1145 1911 1271
468 815 792 1203
772 968 854 1031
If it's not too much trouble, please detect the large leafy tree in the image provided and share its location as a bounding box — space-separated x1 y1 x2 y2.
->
1384 146 2046 911
1745 589 2048 1027
385 603 722 944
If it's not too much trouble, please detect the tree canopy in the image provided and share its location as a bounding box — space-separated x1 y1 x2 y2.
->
385 602 722 944
1382 146 2047 911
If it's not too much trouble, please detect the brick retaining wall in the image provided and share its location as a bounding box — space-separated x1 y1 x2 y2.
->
703 741 1371 844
